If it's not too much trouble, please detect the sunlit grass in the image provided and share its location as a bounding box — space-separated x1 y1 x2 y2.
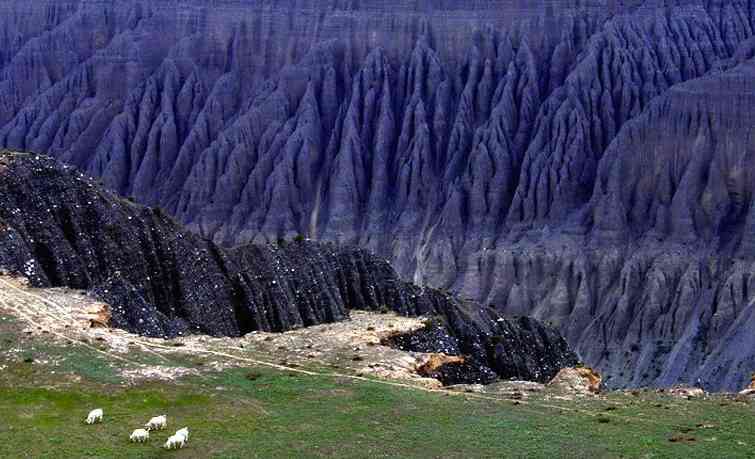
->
0 313 753 458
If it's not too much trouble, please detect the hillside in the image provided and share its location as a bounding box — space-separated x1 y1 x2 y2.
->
0 151 576 384
0 287 753 458
0 0 753 390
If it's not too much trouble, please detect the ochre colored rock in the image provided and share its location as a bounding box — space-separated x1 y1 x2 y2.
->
416 354 466 377
739 374 755 396
86 303 111 329
548 367 603 395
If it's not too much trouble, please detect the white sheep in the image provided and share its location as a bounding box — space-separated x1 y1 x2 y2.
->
129 428 150 443
85 408 103 425
145 414 167 431
175 427 189 440
164 434 186 450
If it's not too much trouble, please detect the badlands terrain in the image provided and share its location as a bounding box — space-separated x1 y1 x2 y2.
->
0 0 753 389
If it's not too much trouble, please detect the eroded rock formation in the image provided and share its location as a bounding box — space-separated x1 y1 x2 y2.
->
0 0 753 390
0 152 577 383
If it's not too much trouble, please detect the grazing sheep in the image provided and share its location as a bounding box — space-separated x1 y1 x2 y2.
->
129 428 149 443
164 434 186 450
176 427 189 440
145 414 167 431
85 408 103 425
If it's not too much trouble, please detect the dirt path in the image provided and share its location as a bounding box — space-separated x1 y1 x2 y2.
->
0 276 563 410
0 277 139 366
1 274 751 436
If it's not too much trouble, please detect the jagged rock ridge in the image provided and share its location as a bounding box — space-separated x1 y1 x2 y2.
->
0 152 576 384
0 0 754 390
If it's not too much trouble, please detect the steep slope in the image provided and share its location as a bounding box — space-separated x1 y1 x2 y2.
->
0 0 753 390
466 55 755 391
0 151 576 384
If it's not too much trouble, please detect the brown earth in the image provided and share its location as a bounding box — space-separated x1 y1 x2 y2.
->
548 367 603 396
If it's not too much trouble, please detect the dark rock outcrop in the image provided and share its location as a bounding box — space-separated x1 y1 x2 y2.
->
385 318 576 385
0 0 754 390
0 151 577 383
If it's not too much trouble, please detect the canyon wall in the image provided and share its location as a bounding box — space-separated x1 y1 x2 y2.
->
0 0 753 390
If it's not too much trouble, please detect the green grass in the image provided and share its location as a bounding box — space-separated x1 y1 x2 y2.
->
0 313 125 385
0 314 753 458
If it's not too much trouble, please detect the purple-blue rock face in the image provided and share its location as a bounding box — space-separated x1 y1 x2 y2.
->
0 0 753 391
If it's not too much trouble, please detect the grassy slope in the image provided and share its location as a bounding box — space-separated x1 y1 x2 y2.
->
0 313 753 458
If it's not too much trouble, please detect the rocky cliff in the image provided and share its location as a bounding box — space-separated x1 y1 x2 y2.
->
0 0 753 390
0 151 576 384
